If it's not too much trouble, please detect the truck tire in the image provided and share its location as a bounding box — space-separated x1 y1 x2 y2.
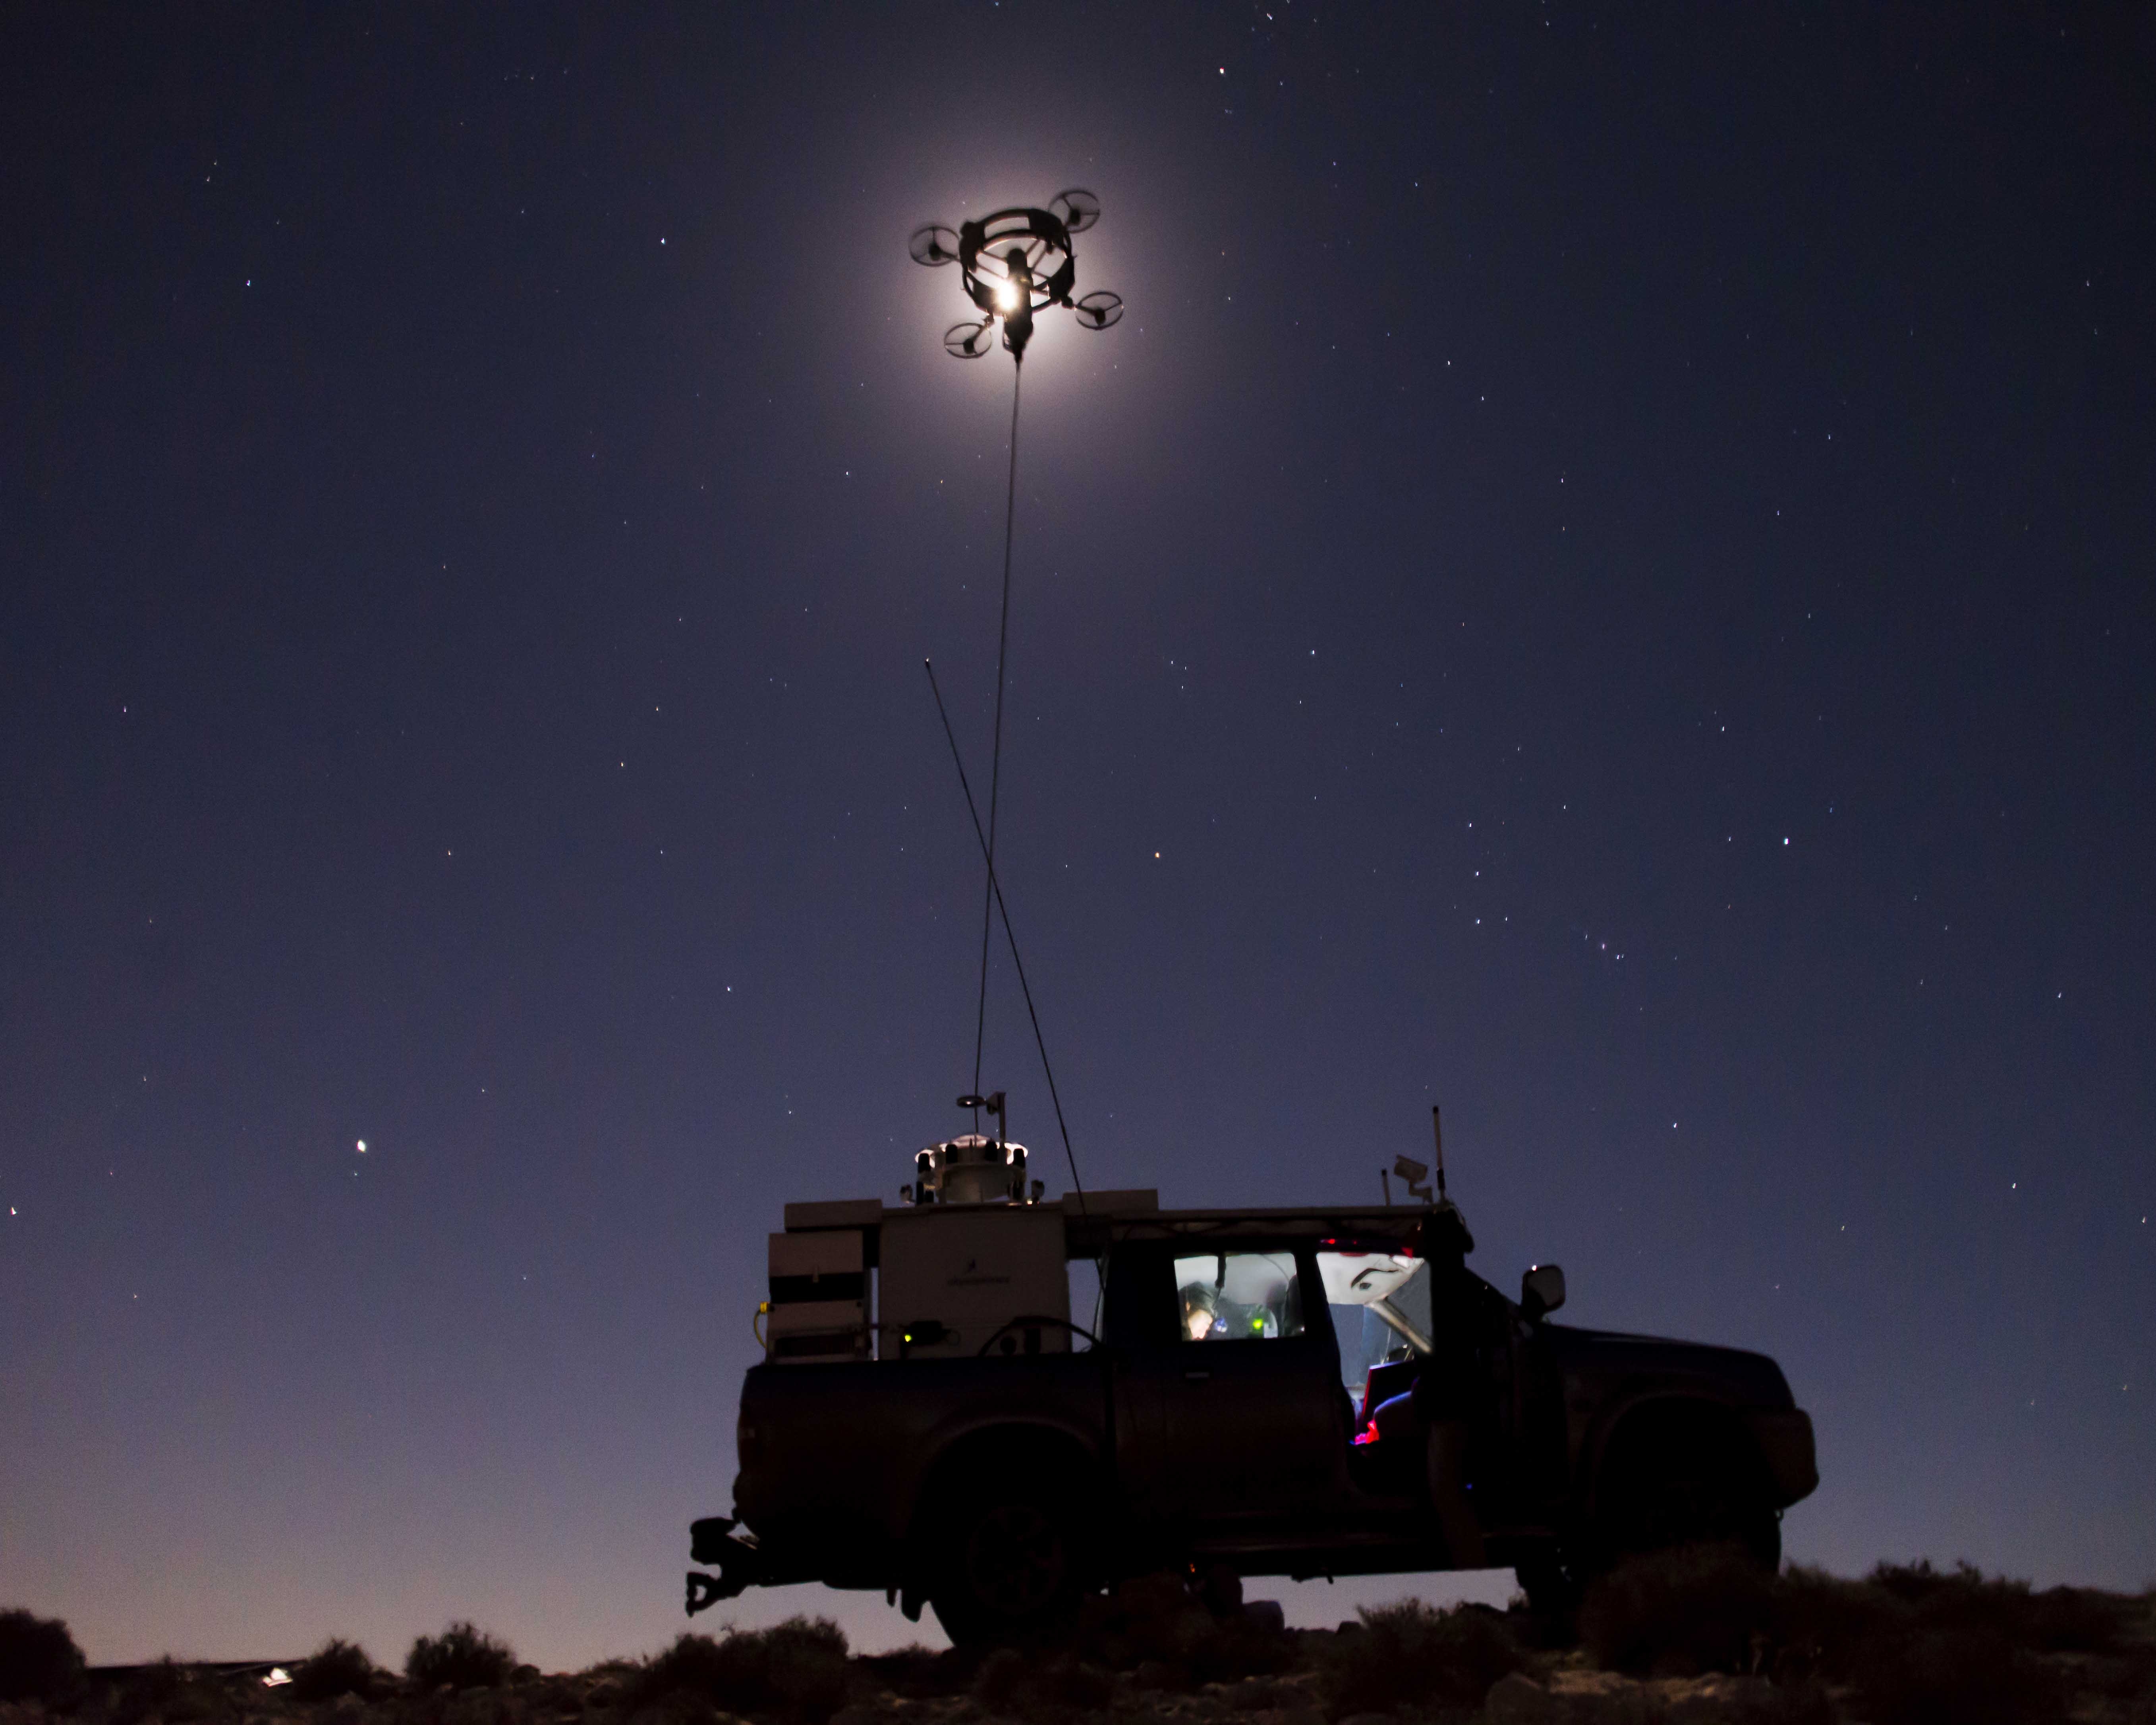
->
927 1485 1084 1646
1602 1445 1780 1572
1587 1401 1784 1576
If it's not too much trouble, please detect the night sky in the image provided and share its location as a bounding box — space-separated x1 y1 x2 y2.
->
4 2 2151 1670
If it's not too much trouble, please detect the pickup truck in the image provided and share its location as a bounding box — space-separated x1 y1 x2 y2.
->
688 1172 1817 1645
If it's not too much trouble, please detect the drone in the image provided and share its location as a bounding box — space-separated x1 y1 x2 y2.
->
909 189 1124 363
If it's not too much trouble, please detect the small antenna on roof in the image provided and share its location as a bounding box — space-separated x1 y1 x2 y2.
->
1382 1103 1448 1206
957 1091 1006 1146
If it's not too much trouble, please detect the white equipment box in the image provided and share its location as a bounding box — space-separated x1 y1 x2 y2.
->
878 1204 1069 1359
765 1228 869 1363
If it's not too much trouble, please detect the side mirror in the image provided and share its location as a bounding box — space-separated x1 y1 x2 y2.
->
1520 1263 1566 1321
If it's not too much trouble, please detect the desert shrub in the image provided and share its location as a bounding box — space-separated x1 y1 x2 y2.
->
2021 1584 2139 1653
854 1645 968 1700
574 1659 639 1712
1824 1562 2075 1725
1181 1609 1296 1687
970 1646 1112 1717
1768 1564 1895 1677
1716 1682 1841 1725
626 1633 726 1712
1864 1561 2141 1657
1316 1599 1525 1716
1045 1657 1114 1710
970 1646 1026 1712
1581 1542 1776 1677
114 1657 229 1725
292 1638 379 1702
1064 1572 1291 1687
407 1623 518 1691
1750 1560 2073 1725
1067 1571 1206 1673
1871 1561 2038 1639
0 1608 86 1704
754 1617 851 1720
629 1620 849 1725
1850 1624 2063 1725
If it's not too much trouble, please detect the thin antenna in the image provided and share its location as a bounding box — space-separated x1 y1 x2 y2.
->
927 658 1088 1230
1432 1103 1448 1199
970 360 1024 1118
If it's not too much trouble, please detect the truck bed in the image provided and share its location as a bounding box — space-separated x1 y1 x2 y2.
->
733 1352 1112 1586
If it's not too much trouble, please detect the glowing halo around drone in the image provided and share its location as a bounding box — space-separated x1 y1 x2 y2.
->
909 189 1123 363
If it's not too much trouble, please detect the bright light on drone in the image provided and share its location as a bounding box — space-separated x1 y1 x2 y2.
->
908 189 1122 362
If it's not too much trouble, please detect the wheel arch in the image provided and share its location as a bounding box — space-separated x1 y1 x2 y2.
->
903 1418 1104 1547
1584 1390 1773 1521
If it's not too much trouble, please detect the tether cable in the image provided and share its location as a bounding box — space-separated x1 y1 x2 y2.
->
970 360 1023 1113
927 657 1090 1238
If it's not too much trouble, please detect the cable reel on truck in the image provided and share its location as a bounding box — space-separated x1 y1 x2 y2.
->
908 1091 1045 1207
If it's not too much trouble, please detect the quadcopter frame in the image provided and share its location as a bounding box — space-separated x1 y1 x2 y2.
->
910 189 1123 361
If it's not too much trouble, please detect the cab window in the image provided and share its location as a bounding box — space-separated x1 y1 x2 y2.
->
1173 1252 1305 1342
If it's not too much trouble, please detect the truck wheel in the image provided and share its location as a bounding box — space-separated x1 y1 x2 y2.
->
1605 1454 1780 1572
927 1489 1082 1646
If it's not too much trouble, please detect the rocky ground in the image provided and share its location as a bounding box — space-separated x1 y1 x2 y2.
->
7 1549 2156 1725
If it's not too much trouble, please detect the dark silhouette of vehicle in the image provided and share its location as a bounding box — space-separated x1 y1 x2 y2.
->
688 1162 1816 1645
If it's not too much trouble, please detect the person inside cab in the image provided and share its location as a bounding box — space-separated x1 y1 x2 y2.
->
1178 1280 1221 1340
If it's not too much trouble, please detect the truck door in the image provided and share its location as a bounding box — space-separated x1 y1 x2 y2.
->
1113 1245 1347 1537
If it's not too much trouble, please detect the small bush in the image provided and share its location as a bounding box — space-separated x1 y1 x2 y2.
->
1768 1564 1894 1678
630 1620 850 1725
1851 1624 2063 1725
115 1657 226 1725
1870 1561 2040 1642
1068 1572 1209 1676
628 1633 731 1709
2021 1584 2139 1653
576 1658 639 1708
1044 1657 1114 1710
970 1646 1026 1712
970 1646 1112 1716
1182 1611 1295 1687
293 1639 379 1702
1806 1563 2070 1725
1316 1599 1525 1716
1864 1560 2141 1657
1581 1542 1776 1676
0 1608 86 1704
854 1644 968 1700
407 1623 518 1691
1063 1572 1291 1688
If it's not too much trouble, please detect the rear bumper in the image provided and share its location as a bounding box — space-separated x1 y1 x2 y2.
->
1748 1410 1818 1506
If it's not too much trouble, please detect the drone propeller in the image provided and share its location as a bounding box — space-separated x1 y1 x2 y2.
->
1073 290 1124 331
909 224 960 267
1049 188 1101 234
943 318 996 359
